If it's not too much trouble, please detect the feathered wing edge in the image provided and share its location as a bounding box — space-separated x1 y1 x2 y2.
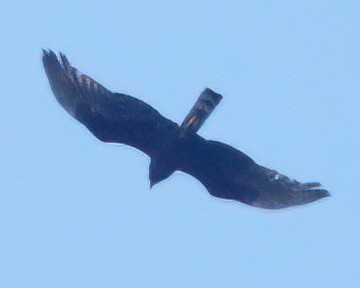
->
249 165 330 209
178 139 330 210
42 49 178 156
42 49 112 119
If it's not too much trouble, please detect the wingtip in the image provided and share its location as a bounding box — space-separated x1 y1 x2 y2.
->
42 49 71 71
319 189 331 198
42 49 67 59
42 48 52 59
301 182 331 206
304 182 331 198
42 48 58 61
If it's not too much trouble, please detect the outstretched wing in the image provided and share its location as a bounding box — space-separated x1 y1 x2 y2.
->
42 50 178 157
178 138 330 209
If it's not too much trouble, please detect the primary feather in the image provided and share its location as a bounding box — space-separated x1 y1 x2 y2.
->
43 50 330 209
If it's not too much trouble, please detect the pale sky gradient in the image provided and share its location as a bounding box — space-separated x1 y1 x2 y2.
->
1 1 359 287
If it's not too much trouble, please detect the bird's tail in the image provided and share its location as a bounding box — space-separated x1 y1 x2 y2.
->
181 88 223 133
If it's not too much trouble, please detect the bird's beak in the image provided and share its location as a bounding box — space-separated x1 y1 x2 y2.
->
150 182 154 189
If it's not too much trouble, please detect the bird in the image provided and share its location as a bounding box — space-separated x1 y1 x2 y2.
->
42 49 330 209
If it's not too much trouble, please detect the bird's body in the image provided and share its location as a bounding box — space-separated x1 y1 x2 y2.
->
43 50 329 209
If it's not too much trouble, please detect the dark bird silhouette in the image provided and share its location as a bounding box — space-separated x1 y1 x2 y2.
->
42 50 329 209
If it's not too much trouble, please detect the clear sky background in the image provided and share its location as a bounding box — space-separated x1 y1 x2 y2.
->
1 1 359 287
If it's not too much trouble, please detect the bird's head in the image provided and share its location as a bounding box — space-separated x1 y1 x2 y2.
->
149 158 175 188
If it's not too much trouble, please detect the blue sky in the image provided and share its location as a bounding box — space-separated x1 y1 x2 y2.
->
1 1 359 287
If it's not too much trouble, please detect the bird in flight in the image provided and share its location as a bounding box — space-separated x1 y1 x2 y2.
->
42 50 329 209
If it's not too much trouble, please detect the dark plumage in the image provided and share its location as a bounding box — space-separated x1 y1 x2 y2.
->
42 50 330 209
